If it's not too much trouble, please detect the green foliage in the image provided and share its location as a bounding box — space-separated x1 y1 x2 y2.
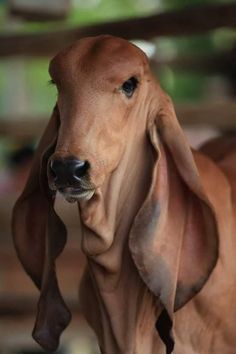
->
67 0 153 26
0 0 236 115
0 58 56 117
0 0 160 32
0 0 236 168
159 68 207 102
25 59 57 115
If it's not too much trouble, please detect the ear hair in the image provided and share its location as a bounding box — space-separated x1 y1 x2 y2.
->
12 106 71 352
129 88 219 353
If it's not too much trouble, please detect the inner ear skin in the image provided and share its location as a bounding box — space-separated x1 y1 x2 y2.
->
174 197 219 311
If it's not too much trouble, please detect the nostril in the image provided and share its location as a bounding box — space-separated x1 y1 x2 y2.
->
49 158 90 187
74 160 90 178
50 161 55 176
51 168 57 181
50 159 61 182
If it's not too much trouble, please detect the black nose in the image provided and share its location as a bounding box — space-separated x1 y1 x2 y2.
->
50 158 90 187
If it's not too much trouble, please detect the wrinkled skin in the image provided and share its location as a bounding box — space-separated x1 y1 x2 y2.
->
12 36 236 354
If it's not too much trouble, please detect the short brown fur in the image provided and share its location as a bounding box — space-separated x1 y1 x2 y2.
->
12 35 236 354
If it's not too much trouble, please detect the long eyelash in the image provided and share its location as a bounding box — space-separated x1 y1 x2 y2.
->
48 79 55 86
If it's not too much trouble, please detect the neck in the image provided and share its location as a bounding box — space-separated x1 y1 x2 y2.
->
78 124 158 353
79 125 154 271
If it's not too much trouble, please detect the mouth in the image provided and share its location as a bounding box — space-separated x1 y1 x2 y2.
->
58 187 96 203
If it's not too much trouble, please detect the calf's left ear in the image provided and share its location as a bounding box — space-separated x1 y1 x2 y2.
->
12 106 71 352
129 88 219 353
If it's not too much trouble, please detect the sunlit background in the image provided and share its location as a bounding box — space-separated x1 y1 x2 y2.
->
1 0 236 353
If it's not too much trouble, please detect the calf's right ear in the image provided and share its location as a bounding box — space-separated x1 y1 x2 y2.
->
12 106 71 352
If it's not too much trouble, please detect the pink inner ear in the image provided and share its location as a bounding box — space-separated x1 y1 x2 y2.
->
180 196 208 281
175 197 218 310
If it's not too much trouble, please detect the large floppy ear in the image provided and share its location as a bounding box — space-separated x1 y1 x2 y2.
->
129 88 219 353
12 106 71 352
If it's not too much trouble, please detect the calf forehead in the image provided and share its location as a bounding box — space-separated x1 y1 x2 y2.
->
49 35 148 82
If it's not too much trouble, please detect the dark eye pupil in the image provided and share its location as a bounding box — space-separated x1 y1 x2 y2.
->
122 77 138 97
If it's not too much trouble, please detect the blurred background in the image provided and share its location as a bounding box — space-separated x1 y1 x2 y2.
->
0 0 236 353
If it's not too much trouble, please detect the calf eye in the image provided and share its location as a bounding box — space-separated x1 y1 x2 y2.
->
121 77 138 98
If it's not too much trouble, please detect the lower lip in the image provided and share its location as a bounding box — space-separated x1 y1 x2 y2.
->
60 188 95 203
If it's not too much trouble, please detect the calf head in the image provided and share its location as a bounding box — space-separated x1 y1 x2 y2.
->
12 35 219 353
47 36 152 203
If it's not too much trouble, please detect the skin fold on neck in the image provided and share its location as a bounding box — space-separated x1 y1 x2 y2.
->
78 118 161 353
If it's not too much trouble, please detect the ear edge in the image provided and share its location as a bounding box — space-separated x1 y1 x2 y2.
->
130 88 219 352
12 106 72 351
